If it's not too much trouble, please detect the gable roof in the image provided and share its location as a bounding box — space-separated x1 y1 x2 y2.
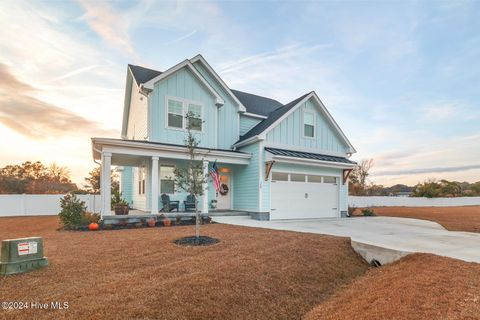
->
235 92 311 143
231 89 283 117
235 91 356 154
128 64 162 85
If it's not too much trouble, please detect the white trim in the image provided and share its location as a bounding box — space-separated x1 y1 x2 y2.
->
302 109 316 139
258 142 263 212
142 59 225 106
242 112 267 119
165 96 205 133
234 92 356 153
190 54 246 112
92 138 251 165
234 135 264 149
151 156 159 215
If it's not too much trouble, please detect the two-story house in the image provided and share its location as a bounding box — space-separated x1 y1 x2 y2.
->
91 55 356 220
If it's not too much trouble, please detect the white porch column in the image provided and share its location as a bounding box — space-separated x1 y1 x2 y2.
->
151 156 159 215
101 152 112 217
202 159 209 214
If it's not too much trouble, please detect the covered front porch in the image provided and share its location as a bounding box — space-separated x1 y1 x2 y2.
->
91 138 251 219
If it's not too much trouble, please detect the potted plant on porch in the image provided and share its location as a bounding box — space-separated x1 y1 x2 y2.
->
111 190 129 215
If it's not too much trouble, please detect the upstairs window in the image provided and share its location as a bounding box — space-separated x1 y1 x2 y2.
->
167 99 183 129
167 98 203 132
187 103 202 131
303 111 315 138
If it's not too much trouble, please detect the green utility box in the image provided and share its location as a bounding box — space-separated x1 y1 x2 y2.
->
0 237 48 275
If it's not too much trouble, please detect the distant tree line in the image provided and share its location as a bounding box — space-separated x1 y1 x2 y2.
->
0 161 118 194
348 159 480 197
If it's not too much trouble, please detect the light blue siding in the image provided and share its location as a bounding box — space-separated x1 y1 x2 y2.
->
266 97 348 153
239 115 261 136
269 162 348 212
120 167 133 207
233 143 260 212
193 62 240 149
150 67 217 148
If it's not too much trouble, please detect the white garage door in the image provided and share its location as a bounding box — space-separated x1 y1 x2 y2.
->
270 172 339 220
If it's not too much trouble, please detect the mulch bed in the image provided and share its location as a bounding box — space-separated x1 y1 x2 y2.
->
0 216 368 320
173 235 220 246
304 253 480 320
359 206 480 232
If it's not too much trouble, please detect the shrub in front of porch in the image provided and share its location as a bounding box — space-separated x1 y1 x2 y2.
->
58 193 100 230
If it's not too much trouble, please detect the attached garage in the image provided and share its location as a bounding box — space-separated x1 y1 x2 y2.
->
270 172 340 220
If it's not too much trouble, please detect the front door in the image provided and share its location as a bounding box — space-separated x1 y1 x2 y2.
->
216 170 231 210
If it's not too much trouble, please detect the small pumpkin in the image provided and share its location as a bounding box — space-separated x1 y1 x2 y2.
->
147 219 156 227
163 218 171 227
88 222 99 231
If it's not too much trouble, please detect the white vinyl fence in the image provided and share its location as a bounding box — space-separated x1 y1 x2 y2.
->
349 196 480 208
0 194 101 217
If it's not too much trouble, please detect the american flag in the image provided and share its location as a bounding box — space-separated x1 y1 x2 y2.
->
209 160 221 192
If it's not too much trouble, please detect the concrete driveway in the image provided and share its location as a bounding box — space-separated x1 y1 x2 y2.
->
213 216 480 264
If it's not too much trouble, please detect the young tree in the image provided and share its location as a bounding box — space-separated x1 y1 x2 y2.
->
349 159 374 196
84 167 119 194
173 112 208 242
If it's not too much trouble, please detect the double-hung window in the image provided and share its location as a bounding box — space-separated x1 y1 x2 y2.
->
167 99 184 129
167 98 203 131
303 111 315 138
160 165 175 194
187 103 202 131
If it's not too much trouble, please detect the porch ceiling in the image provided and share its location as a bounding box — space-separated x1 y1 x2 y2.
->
92 138 251 165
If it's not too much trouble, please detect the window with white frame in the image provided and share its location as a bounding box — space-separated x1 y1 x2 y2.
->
167 99 183 129
187 103 202 131
167 98 203 131
160 165 175 194
138 167 146 195
303 111 315 138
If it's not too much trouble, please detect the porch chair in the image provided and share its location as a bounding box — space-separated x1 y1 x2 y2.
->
184 194 196 212
161 194 179 212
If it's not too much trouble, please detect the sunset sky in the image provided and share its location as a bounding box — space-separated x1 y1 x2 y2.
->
0 0 479 188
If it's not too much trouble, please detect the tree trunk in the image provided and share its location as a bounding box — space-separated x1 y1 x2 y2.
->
195 198 200 241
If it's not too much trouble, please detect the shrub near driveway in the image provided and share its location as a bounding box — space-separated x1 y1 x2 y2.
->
0 216 369 320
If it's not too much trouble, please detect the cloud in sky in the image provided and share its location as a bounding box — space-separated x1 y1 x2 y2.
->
75 0 138 59
0 0 479 186
0 64 115 139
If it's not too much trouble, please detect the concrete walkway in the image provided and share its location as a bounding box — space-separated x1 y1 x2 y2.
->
213 216 480 264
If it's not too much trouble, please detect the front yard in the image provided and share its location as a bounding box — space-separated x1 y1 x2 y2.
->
0 216 368 320
2 215 480 320
370 206 480 232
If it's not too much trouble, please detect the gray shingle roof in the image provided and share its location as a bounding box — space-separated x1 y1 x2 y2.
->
230 89 283 117
235 92 311 144
128 64 162 86
265 147 356 164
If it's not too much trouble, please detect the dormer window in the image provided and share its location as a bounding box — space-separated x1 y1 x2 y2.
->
303 111 315 138
167 97 203 132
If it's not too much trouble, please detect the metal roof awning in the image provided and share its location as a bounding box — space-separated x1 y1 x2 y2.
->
265 147 356 169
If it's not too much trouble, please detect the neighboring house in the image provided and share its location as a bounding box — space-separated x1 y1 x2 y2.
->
91 55 356 220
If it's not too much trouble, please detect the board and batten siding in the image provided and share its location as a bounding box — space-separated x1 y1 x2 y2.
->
266 98 348 153
233 143 260 212
120 167 134 206
149 67 217 148
127 80 148 140
269 162 348 212
193 62 240 149
239 115 262 136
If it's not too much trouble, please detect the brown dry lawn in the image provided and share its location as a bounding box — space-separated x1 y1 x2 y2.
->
0 216 368 320
368 206 480 232
304 253 480 320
